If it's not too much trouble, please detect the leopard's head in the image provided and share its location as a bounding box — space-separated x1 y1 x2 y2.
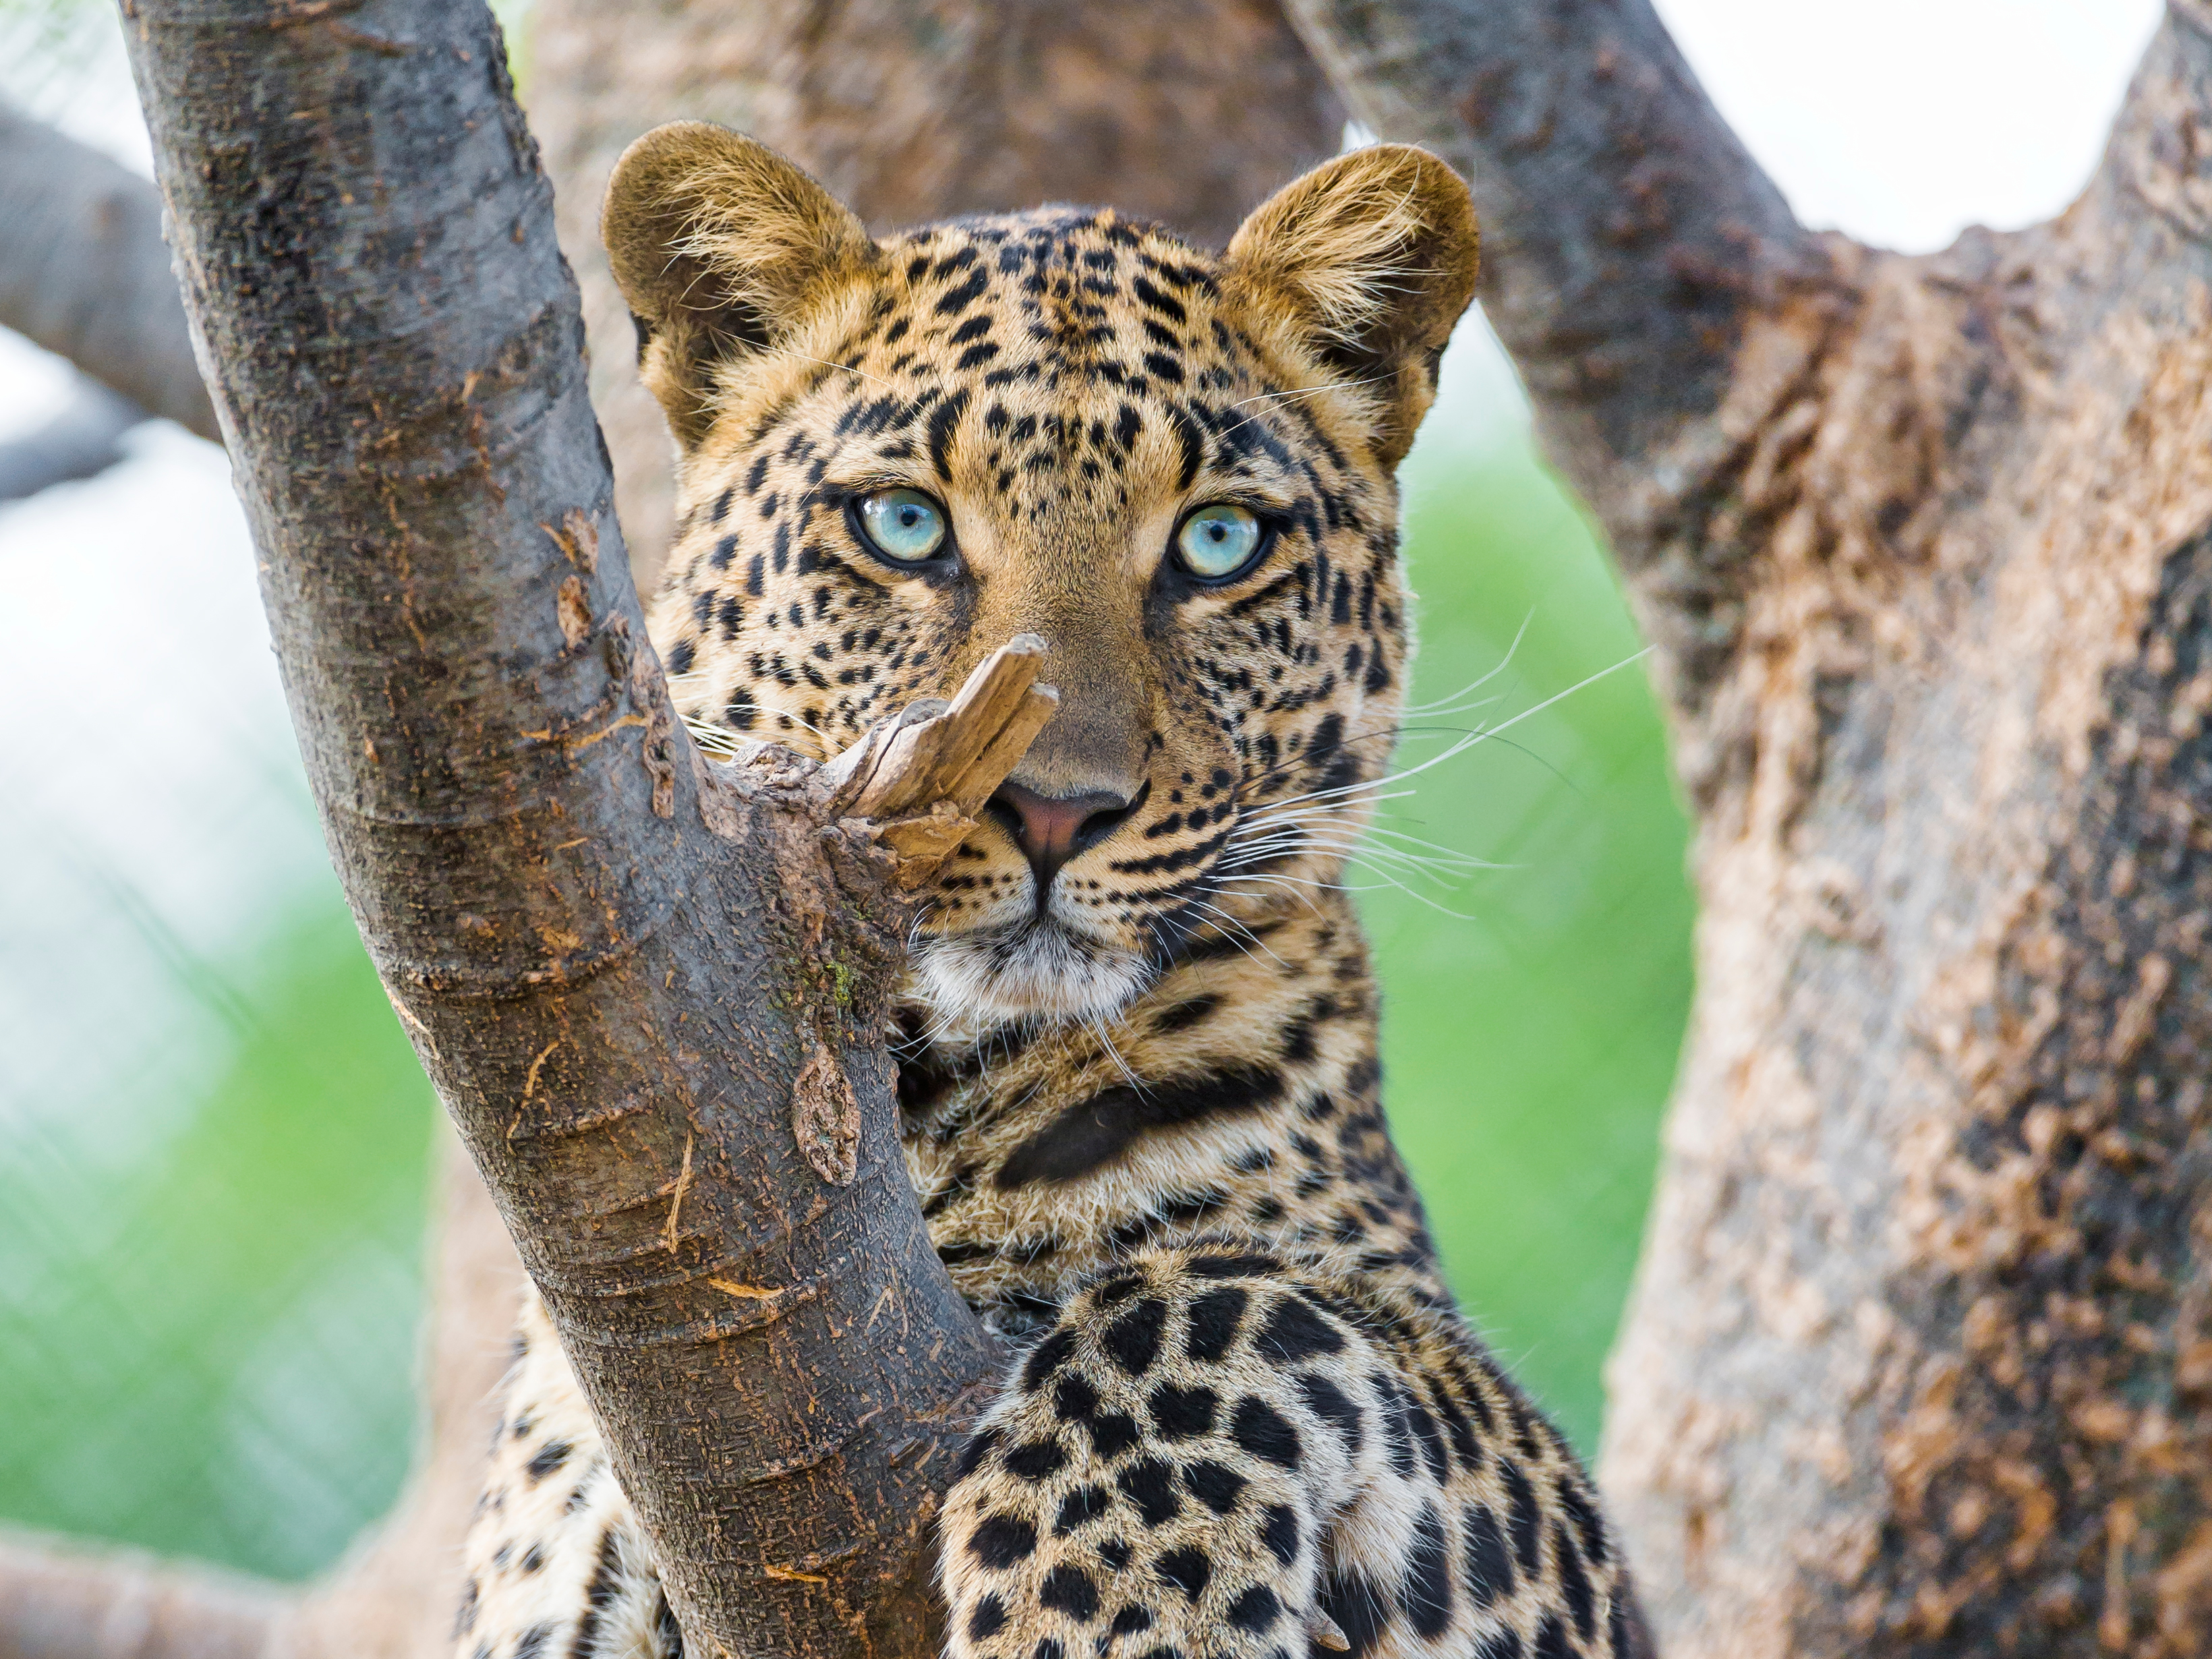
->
608 125 1478 1030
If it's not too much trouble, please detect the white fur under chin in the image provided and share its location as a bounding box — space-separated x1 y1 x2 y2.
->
912 916 1153 1028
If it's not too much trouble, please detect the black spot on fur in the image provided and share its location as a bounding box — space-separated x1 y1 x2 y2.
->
1055 1484 1110 1534
1404 1389 1451 1482
1556 1521 1596 1641
1505 1461 1544 1578
1226 1586 1281 1633
1402 1503 1454 1638
1182 1459 1246 1515
1254 1294 1344 1364
1004 1439 1069 1481
1054 1374 1099 1422
1186 1253 1282 1279
995 1066 1287 1186
1183 1286 1248 1364
1089 1412 1142 1459
1231 1396 1301 1467
1103 1298 1169 1375
525 1440 571 1482
1296 1373 1363 1455
1148 1383 1218 1439
926 388 972 477
968 1594 1008 1641
1261 1503 1299 1565
1116 1457 1182 1527
1463 1503 1514 1608
1024 1329 1077 1391
1319 1569 1390 1659
969 1514 1038 1569
1040 1565 1101 1623
1151 993 1221 1034
1559 1475 1610 1567
1155 1547 1210 1600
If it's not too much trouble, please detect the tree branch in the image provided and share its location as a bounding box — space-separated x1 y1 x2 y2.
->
0 98 217 442
0 1130 517 1659
0 1534 280 1659
1281 0 1811 515
2086 1 2212 266
0 375 143 503
121 4 1014 1654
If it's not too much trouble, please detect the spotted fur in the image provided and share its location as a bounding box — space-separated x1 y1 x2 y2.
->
456 124 1651 1659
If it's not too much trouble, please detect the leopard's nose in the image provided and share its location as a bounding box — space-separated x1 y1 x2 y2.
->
985 781 1136 892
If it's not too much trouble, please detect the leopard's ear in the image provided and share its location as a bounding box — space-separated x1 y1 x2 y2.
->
1225 144 1478 468
604 122 878 448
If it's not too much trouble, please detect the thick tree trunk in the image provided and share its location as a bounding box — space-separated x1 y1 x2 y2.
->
1291 0 2212 1652
524 0 1343 583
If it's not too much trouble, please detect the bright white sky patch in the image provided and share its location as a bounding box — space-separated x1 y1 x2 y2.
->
1651 0 2163 252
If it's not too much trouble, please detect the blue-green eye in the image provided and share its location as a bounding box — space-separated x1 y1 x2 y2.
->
854 488 950 564
1173 503 1264 581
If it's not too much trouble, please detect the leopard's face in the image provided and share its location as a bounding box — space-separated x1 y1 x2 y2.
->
613 129 1477 1028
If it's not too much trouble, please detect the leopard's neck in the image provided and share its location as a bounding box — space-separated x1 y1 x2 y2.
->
895 890 1447 1338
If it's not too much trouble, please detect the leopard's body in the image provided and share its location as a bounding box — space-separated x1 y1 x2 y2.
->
457 125 1648 1659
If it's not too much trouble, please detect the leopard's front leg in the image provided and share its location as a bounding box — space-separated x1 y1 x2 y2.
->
941 1248 1642 1659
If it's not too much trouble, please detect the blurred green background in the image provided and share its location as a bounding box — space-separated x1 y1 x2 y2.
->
0 0 1689 1585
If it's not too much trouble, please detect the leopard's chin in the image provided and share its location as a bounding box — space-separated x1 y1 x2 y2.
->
910 916 1153 1030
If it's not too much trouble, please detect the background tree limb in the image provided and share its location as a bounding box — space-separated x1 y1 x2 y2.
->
0 374 144 502
0 97 217 442
0 1130 515 1659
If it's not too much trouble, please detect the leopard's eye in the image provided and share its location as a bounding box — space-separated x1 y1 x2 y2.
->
1173 503 1264 581
854 488 950 564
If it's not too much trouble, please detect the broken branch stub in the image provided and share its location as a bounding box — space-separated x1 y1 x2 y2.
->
819 633 1059 885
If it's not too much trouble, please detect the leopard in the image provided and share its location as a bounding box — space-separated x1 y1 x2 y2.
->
455 120 1654 1659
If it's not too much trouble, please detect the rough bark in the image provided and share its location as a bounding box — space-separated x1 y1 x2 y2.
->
115 4 1016 1654
0 98 218 442
1293 0 2212 1652
523 0 1343 583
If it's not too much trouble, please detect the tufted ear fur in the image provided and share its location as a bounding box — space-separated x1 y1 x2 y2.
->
604 122 879 448
1225 144 1479 468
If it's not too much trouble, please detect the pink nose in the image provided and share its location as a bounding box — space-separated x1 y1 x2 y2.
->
986 781 1135 892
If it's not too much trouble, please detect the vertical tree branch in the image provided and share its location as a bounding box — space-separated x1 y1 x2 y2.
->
119 3 1004 1654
